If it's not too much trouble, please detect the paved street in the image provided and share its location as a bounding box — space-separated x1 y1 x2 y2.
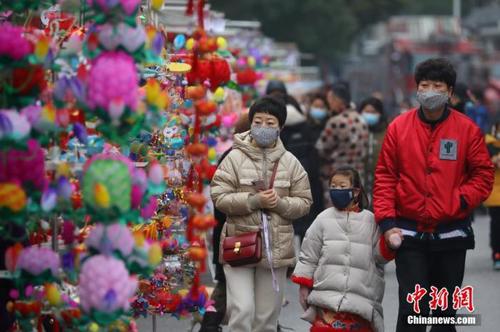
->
138 213 500 331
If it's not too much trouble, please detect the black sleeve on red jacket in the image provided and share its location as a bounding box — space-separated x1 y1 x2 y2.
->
459 126 495 209
373 122 399 232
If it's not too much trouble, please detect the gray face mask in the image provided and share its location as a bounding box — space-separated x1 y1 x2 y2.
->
251 125 280 148
416 90 449 112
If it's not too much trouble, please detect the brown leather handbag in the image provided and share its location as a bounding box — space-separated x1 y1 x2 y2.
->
222 159 280 267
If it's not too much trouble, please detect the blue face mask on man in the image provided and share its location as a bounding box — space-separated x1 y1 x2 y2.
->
329 188 354 209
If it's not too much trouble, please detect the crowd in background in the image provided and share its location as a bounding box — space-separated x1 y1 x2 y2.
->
200 71 500 332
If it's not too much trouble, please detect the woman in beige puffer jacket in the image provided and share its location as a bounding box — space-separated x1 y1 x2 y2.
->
210 96 312 332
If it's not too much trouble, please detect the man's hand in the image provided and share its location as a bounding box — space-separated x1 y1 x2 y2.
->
299 285 311 311
257 189 279 209
493 153 500 168
384 227 403 250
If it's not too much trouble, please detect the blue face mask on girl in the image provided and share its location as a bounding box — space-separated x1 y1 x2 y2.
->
329 188 354 209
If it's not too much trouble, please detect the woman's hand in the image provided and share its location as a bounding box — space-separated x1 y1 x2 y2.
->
299 285 311 310
257 189 279 209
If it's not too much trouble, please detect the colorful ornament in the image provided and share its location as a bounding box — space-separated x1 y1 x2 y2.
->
0 23 32 61
16 247 60 281
79 255 137 316
212 87 225 103
82 154 133 217
97 23 146 53
45 283 62 306
216 37 227 51
86 223 135 257
0 183 27 212
173 34 186 50
0 139 46 191
87 51 139 113
0 110 31 140
87 0 141 17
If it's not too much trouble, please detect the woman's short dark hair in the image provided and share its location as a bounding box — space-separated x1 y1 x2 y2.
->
330 166 369 210
248 96 287 127
414 58 457 89
311 92 328 108
358 97 387 132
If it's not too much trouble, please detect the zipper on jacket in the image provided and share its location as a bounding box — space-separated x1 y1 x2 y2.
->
262 148 268 188
338 212 351 311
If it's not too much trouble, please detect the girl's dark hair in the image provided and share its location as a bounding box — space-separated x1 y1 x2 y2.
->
330 166 369 210
414 58 457 89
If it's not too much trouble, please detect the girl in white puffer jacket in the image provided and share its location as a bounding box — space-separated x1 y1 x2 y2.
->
292 167 401 332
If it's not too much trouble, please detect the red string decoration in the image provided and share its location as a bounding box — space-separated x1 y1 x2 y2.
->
186 0 194 16
197 0 205 30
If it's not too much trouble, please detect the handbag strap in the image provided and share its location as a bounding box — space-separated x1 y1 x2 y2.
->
268 159 280 189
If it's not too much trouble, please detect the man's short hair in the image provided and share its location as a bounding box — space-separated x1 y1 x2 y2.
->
414 58 457 89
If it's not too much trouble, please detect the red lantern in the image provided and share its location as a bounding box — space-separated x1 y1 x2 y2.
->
209 58 230 91
236 68 258 86
195 100 217 116
191 214 217 231
185 192 207 210
185 85 206 100
196 59 211 83
198 37 218 53
186 143 208 157
186 59 212 85
195 158 217 181
188 245 208 261
187 58 231 90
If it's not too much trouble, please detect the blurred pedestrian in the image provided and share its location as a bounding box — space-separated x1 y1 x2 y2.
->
316 83 369 207
359 96 387 205
374 58 494 332
266 81 324 243
483 119 500 270
307 92 331 143
466 86 490 133
449 82 471 114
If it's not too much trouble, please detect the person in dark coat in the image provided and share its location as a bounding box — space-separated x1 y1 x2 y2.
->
307 92 331 143
266 80 324 242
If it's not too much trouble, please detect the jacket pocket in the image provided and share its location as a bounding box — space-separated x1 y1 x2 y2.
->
239 178 257 193
277 224 295 261
444 188 463 220
273 180 291 197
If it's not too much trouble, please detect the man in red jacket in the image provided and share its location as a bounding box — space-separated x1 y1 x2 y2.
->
374 58 494 332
